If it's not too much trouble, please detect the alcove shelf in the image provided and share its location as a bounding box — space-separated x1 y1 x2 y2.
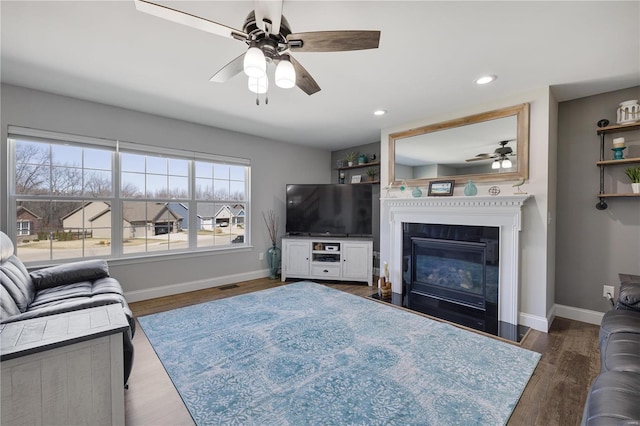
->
336 161 380 184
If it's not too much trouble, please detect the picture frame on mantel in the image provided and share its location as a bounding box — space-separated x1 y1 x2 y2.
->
428 180 455 196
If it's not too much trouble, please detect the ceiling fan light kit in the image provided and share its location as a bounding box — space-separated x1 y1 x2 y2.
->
133 0 380 101
243 45 267 78
248 76 268 94
467 139 515 169
275 56 296 89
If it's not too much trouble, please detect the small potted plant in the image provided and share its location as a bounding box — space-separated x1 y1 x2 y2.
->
624 166 640 194
366 168 378 182
344 152 358 167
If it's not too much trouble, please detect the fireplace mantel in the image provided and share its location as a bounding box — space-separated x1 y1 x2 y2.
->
382 194 532 326
382 195 531 211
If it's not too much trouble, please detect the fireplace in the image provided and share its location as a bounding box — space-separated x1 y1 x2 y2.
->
403 224 499 333
381 195 532 341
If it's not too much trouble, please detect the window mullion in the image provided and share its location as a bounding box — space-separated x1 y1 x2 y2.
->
112 150 123 257
188 159 196 249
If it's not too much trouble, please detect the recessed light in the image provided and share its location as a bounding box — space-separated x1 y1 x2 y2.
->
373 109 387 116
475 75 497 85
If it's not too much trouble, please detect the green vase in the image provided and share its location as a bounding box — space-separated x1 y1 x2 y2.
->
464 180 477 196
267 244 281 279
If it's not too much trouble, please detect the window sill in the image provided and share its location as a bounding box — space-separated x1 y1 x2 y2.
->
24 245 254 270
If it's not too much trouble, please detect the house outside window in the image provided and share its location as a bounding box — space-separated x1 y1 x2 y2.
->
8 127 250 264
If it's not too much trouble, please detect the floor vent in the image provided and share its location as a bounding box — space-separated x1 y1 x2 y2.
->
218 284 239 291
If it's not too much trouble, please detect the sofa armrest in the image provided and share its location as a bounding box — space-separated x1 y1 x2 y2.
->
30 259 110 290
618 281 640 312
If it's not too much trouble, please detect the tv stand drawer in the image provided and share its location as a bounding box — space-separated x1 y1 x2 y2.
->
311 264 341 277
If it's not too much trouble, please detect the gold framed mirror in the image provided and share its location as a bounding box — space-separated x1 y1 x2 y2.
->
389 103 529 186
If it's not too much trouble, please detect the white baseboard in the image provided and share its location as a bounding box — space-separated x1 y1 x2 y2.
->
553 304 604 326
518 312 549 332
125 269 270 302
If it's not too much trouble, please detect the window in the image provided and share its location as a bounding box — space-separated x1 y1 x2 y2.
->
17 221 31 236
8 128 250 264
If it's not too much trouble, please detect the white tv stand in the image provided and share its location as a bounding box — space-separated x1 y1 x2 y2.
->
281 237 373 286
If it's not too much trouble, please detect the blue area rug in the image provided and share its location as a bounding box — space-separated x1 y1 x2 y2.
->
138 281 540 425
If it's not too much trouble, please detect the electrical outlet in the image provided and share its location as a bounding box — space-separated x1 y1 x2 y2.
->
258 252 264 261
603 285 615 298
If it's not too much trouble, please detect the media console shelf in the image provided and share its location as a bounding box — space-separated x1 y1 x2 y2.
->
282 237 373 285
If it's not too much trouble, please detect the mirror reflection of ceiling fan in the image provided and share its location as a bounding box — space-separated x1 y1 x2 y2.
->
465 140 516 169
134 0 381 103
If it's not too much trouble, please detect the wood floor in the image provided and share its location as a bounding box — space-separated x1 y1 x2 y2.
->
125 278 600 426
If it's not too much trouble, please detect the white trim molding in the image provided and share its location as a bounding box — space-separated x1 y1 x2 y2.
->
554 304 605 326
125 269 269 302
382 194 532 327
519 311 551 332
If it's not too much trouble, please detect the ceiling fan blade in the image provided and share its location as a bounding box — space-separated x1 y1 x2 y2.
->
287 30 380 52
254 0 283 35
134 0 248 41
289 56 321 95
465 153 497 162
209 53 245 83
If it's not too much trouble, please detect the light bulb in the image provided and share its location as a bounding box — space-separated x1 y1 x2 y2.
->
492 159 501 169
502 158 512 169
243 46 266 78
275 57 296 89
248 76 268 94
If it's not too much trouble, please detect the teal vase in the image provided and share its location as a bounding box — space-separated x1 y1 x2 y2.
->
412 187 422 198
267 244 281 279
464 180 477 196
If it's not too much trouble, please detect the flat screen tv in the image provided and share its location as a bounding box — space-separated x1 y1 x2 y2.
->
286 184 373 237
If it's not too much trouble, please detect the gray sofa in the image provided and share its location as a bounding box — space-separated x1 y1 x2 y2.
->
0 231 135 385
582 276 640 425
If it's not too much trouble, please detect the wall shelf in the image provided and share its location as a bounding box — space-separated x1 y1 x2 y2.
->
337 161 380 184
595 121 640 210
337 161 380 171
596 122 640 135
596 157 640 166
597 193 640 198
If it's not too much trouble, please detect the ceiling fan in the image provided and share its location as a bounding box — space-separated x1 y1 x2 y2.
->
133 0 381 100
465 140 516 169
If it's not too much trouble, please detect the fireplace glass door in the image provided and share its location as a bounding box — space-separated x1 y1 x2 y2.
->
411 238 487 310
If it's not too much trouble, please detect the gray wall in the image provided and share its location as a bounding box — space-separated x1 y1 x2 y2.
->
0 84 330 297
556 86 640 312
331 142 380 256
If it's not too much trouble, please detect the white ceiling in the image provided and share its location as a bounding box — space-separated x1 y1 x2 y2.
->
2 1 639 151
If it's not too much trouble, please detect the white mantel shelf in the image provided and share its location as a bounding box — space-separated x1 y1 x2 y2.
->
382 194 533 327
381 194 532 208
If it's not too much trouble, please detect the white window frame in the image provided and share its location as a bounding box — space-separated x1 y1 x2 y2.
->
7 126 251 266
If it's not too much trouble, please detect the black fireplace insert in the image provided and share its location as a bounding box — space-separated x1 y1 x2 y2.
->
403 223 499 334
